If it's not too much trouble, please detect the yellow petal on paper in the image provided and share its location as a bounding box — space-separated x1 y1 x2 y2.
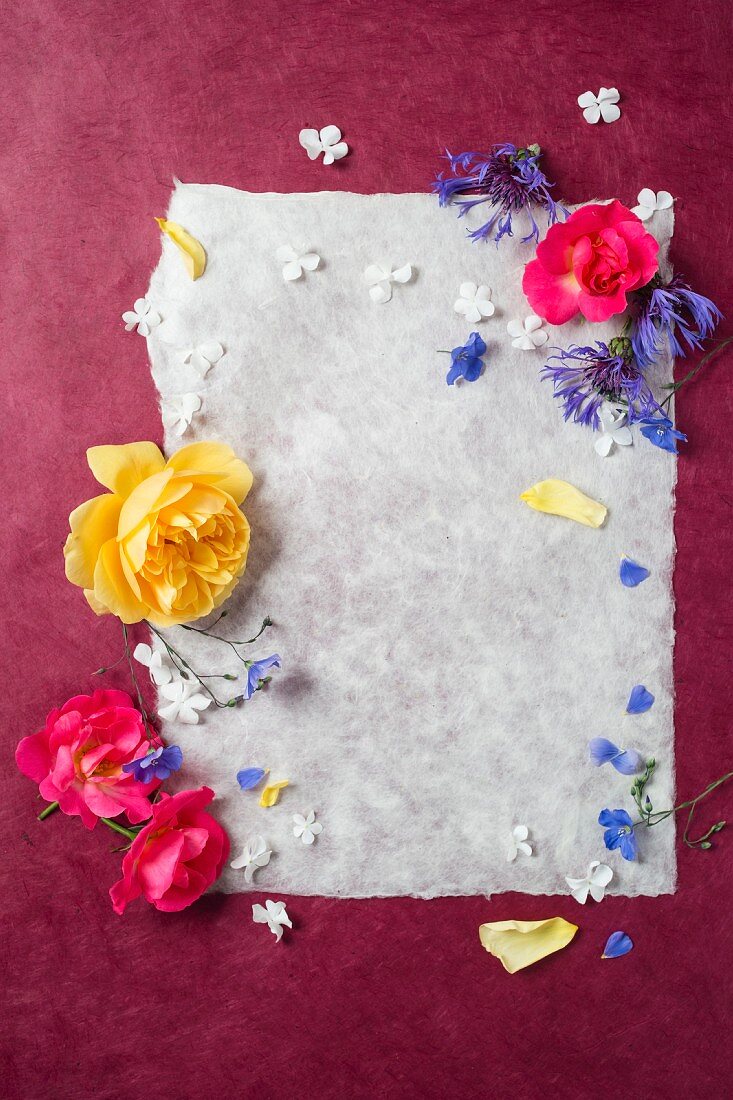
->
479 918 578 974
259 780 290 808
520 479 607 528
155 217 207 280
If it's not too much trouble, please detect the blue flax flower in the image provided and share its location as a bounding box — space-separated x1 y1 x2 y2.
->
244 654 281 700
432 143 565 245
599 808 638 861
589 738 643 775
630 273 722 370
540 339 658 429
446 332 487 385
122 744 183 784
639 415 687 454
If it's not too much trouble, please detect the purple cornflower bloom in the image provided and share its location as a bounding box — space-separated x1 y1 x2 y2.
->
599 808 638 861
540 338 658 429
243 654 281 700
630 273 722 369
445 332 487 385
639 414 687 454
122 744 183 784
432 143 565 245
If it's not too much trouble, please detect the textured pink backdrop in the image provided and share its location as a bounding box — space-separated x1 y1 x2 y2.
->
2 2 732 1096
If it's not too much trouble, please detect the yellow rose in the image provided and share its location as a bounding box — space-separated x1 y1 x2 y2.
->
64 441 252 628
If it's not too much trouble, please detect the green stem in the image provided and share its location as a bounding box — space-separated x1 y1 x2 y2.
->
632 768 733 843
181 615 273 648
660 336 733 410
122 622 157 741
101 817 137 841
38 801 60 821
145 622 237 708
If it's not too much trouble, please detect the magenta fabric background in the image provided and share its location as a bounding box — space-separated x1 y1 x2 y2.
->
2 2 732 1096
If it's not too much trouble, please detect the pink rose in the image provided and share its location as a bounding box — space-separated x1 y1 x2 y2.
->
109 787 229 914
16 689 157 828
522 200 659 325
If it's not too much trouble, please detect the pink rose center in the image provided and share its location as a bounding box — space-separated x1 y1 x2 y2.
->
574 229 630 297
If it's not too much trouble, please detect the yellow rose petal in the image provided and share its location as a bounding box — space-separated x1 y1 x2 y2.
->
166 442 253 505
520 479 607 528
64 493 122 588
479 918 578 974
155 217 207 280
259 780 289 808
87 442 166 497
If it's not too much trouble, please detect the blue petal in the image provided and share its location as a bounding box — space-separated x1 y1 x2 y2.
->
626 684 655 714
619 558 650 587
237 766 267 791
610 748 644 775
159 745 183 771
602 931 634 959
589 738 621 767
619 831 638 861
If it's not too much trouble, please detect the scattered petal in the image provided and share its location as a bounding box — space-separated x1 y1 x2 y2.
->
236 766 268 791
259 779 289 808
276 244 321 282
507 315 548 350
183 341 225 378
506 824 533 862
122 297 161 336
626 685 655 714
133 642 176 686
364 261 413 304
454 283 496 324
231 835 272 883
578 87 621 124
602 931 634 959
620 557 650 587
298 125 349 165
162 392 202 437
293 810 323 845
594 404 633 457
252 899 292 941
565 861 613 904
520 479 607 528
589 737 644 775
155 218 207 280
157 679 212 724
479 918 578 973
632 189 674 221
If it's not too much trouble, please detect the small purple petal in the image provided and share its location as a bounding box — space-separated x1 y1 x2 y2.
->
237 766 267 791
626 684 655 714
610 748 644 776
589 738 622 767
602 931 634 959
619 558 650 587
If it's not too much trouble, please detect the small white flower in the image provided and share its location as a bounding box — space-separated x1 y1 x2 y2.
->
565 861 613 904
506 824 533 863
298 125 349 165
631 188 674 222
454 283 496 324
577 87 621 125
507 315 548 350
122 297 161 336
364 262 413 304
183 341 225 378
162 392 202 437
231 835 272 883
293 810 323 845
158 679 212 724
252 899 292 942
133 642 177 686
276 244 321 282
594 404 633 457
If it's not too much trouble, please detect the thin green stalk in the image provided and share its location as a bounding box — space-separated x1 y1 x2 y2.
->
122 622 157 741
145 622 239 708
660 336 733 410
38 801 60 821
101 817 137 841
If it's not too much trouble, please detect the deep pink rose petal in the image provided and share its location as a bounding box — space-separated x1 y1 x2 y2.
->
138 831 187 901
523 258 580 324
15 731 52 783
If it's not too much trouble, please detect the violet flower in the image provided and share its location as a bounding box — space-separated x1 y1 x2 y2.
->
243 654 281 700
122 744 183 784
630 274 722 369
445 332 487 385
599 808 638 861
540 338 658 429
432 143 565 245
639 415 687 454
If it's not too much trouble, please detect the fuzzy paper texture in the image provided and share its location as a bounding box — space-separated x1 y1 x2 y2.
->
145 184 676 898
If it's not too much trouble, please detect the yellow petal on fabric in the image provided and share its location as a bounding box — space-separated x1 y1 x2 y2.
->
155 217 207 280
92 538 148 624
87 442 166 496
166 442 253 505
64 493 122 589
520 479 607 528
259 780 289 808
479 918 578 974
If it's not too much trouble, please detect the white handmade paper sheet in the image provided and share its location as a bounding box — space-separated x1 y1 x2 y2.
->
145 184 676 898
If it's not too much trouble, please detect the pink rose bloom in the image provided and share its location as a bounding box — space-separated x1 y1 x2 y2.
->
522 200 659 325
109 787 229 914
16 689 157 828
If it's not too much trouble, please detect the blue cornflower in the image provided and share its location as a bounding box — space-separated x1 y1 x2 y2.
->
540 339 658 429
243 654 281 700
599 808 638 861
432 143 565 245
445 332 487 385
630 274 722 370
639 414 687 454
122 744 183 784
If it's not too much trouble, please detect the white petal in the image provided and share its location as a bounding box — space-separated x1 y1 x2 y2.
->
293 814 307 828
369 282 392 304
589 883 608 902
293 825 305 838
133 643 153 667
391 263 412 284
319 124 342 145
230 852 249 870
524 314 543 333
530 330 549 347
454 298 470 316
637 188 656 208
577 91 598 108
506 847 518 863
252 903 269 923
300 252 320 271
516 842 532 857
594 433 614 457
506 319 524 338
298 129 321 156
133 297 149 315
583 104 602 124
327 142 349 161
157 700 180 722
137 321 152 337
475 285 492 301
477 300 495 318
599 87 620 103
590 863 614 887
656 190 673 210
182 393 202 416
513 825 529 842
459 281 478 299
632 204 653 221
302 830 315 845
613 426 633 447
513 335 535 351
276 244 298 263
282 260 302 282
309 821 323 835
570 884 590 904
321 151 335 166
463 304 481 323
122 310 139 325
364 263 388 286
600 102 621 123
